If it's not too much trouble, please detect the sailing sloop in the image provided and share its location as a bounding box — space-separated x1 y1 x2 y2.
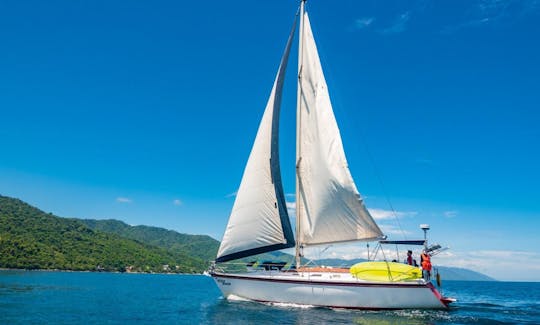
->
210 1 454 309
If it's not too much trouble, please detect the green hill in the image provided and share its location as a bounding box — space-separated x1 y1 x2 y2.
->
0 195 207 273
77 219 290 273
78 219 219 262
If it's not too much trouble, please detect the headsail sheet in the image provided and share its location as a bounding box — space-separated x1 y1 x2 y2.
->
216 18 296 263
296 12 383 246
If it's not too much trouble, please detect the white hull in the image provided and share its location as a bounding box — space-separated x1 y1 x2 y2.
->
211 270 450 310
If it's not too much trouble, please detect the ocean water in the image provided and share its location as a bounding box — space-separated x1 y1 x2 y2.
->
0 270 539 324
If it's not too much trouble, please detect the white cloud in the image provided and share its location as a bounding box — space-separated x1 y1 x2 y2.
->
443 210 458 218
435 249 540 281
286 201 296 209
476 0 525 18
286 201 296 216
380 11 411 34
368 208 418 220
355 17 375 30
173 199 182 206
441 17 490 33
379 224 412 236
442 0 540 33
224 191 237 198
116 197 132 203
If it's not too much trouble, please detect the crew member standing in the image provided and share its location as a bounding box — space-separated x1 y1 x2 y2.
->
421 251 432 281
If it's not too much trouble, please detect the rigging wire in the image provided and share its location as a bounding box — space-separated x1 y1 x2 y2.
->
361 138 408 240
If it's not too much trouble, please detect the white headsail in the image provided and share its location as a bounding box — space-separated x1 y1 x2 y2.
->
296 12 384 247
216 19 296 263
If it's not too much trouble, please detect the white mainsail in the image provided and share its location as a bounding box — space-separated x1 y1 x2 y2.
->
296 12 383 246
216 20 296 263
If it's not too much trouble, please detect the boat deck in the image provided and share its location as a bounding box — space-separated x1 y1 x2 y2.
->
218 269 427 286
295 267 350 273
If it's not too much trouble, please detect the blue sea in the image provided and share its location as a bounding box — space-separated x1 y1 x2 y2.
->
0 271 538 324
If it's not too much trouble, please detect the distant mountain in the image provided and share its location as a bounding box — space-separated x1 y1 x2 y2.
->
435 266 495 281
78 219 219 263
311 258 495 281
0 195 207 273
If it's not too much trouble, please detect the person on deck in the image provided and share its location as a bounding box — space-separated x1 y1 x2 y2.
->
406 250 413 265
421 251 432 281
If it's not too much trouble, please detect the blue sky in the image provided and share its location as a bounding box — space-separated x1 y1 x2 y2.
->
1 0 539 281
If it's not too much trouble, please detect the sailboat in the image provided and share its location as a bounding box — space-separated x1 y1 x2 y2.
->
210 1 453 309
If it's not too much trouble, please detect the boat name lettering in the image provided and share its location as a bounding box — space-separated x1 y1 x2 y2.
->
217 279 231 286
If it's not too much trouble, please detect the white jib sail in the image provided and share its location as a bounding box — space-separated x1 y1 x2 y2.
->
297 12 384 246
216 22 295 262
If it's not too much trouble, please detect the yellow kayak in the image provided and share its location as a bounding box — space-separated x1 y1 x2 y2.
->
350 261 422 282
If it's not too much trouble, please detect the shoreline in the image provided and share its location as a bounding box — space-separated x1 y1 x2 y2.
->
0 268 203 275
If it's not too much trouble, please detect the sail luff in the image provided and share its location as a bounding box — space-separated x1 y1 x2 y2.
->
216 16 297 263
295 0 306 269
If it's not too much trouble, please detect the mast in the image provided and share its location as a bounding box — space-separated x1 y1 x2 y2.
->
293 1 383 253
295 0 306 269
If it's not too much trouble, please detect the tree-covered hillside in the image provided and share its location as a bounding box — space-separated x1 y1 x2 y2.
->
0 195 207 273
78 219 220 262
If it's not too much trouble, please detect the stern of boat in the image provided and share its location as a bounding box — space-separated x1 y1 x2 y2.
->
426 281 456 308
